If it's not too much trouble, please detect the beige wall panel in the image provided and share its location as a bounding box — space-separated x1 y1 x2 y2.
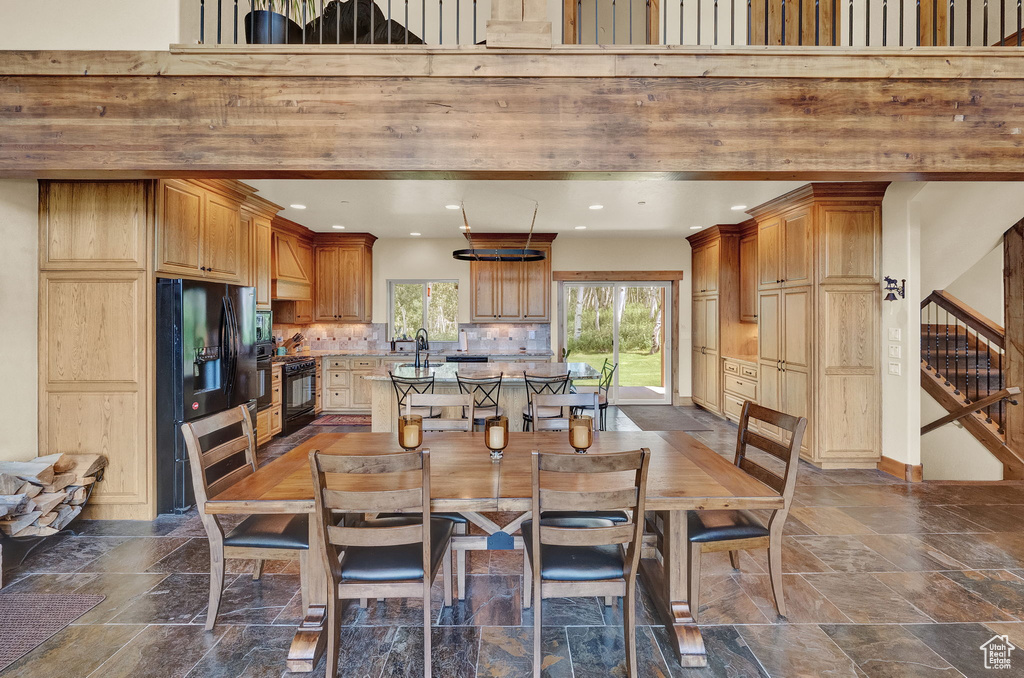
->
41 181 147 269
43 272 142 385
46 391 147 504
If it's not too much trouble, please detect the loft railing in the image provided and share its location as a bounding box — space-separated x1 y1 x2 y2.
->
921 289 1009 433
189 0 1024 44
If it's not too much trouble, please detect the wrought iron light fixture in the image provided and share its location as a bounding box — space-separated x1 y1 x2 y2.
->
452 202 547 262
883 276 906 302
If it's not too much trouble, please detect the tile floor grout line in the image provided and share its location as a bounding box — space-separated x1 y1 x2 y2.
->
81 623 156 678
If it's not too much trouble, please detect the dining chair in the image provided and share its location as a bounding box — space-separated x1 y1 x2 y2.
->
310 448 454 678
574 361 617 430
406 393 475 432
530 393 600 432
456 373 504 428
522 448 651 678
687 401 807 620
521 372 570 431
180 405 309 632
389 372 440 419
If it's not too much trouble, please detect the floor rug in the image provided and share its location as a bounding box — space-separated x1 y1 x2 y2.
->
310 414 373 426
616 406 714 432
0 593 105 671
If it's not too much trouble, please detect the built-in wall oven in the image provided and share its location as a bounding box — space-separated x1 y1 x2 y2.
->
256 343 273 412
282 358 317 434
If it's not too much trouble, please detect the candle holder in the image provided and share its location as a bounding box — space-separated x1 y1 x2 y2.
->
397 414 423 451
568 415 594 454
484 416 509 460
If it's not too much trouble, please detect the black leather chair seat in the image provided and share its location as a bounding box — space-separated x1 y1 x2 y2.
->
223 513 309 550
687 510 769 544
540 510 629 523
376 512 469 525
522 517 626 581
338 516 454 582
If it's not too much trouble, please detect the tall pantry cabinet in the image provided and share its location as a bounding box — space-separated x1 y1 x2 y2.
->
748 183 885 468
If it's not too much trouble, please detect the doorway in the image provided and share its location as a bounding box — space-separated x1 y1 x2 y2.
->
560 282 672 405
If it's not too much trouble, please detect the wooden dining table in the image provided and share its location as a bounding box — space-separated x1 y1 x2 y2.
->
207 430 783 671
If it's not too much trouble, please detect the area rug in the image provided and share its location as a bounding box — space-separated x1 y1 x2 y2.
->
309 414 373 426
0 593 105 671
616 406 714 432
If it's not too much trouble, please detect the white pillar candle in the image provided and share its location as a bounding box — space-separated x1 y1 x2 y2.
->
405 423 420 447
488 424 505 449
570 423 589 448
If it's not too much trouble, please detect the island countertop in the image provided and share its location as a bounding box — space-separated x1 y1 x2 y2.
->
363 361 600 382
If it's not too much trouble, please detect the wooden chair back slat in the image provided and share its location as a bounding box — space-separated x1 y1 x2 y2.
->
322 487 423 512
540 523 636 547
737 457 786 494
742 430 793 464
188 406 246 439
538 487 639 512
734 401 808 509
314 451 423 475
201 437 251 469
407 393 474 432
328 522 424 548
532 393 601 431
206 464 254 499
538 449 645 473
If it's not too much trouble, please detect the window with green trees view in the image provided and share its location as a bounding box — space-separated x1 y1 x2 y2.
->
389 281 459 341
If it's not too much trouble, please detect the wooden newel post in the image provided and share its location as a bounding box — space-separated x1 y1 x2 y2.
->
486 0 553 47
1003 219 1024 480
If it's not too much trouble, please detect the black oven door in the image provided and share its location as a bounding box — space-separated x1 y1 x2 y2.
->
256 359 273 411
283 367 316 433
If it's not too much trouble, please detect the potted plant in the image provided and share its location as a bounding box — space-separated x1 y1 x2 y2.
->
245 0 315 44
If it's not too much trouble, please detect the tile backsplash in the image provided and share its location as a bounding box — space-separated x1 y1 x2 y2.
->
271 322 552 353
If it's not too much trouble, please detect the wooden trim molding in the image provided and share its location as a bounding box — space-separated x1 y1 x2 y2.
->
553 270 685 281
877 455 923 483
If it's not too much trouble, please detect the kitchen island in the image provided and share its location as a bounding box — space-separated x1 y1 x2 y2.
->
365 361 601 432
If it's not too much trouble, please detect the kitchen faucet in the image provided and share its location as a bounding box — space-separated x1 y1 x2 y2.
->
414 328 430 368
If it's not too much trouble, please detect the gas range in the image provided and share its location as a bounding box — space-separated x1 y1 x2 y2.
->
272 355 316 374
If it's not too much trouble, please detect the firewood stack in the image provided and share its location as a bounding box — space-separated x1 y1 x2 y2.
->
0 453 106 538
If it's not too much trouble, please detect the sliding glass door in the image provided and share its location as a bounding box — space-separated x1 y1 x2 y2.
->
562 282 672 405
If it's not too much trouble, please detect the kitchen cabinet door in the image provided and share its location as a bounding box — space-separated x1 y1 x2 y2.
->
702 240 720 294
781 367 810 452
471 259 499 320
314 247 338 321
202 192 245 283
522 257 550 320
782 287 811 370
692 348 706 406
757 217 782 288
692 296 707 350
351 369 375 409
253 215 272 309
498 260 522 318
335 246 364 321
703 351 721 413
703 296 719 353
757 360 782 440
157 180 203 277
757 290 781 364
782 210 812 287
739 234 758 322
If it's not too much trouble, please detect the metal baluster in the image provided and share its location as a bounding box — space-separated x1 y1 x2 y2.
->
234 0 239 43
781 0 786 43
1002 0 1006 46
200 0 206 44
924 305 930 368
866 0 871 44
944 311 951 386
950 0 954 45
578 0 583 42
664 0 668 43
732 0 736 43
1018 0 1021 44
747 0 752 43
984 0 989 45
974 328 980 405
440 0 443 44
456 0 461 44
832 0 837 42
217 0 223 44
472 0 476 43
883 0 888 44
389 0 393 43
933 0 938 44
935 305 940 373
267 0 273 43
900 0 905 43
320 0 325 44
613 0 617 43
765 0 769 43
340 0 343 43
302 0 307 44
967 0 972 44
999 349 1005 432
715 0 719 43
596 0 599 43
815 0 820 43
954 323 961 396
849 0 854 44
698 0 702 42
917 0 921 44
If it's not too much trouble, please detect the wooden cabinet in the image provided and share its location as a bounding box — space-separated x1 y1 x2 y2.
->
322 357 378 413
156 180 251 285
469 234 555 322
314 234 376 323
739 229 758 323
748 182 886 468
272 221 313 301
249 211 273 310
722 357 758 424
256 363 283 446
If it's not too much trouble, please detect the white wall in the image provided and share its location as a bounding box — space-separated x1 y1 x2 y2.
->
371 238 472 325
0 0 181 50
0 181 39 463
945 243 1004 325
921 391 1004 480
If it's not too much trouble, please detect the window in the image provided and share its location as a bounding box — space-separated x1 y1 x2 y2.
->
388 280 459 342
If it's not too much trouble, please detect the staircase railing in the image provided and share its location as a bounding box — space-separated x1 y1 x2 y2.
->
921 289 1007 433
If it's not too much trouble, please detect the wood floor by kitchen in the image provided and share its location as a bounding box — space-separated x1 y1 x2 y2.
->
3 408 1023 677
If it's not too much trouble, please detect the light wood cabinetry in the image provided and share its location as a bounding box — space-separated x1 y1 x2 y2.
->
271 216 319 324
258 364 284 446
322 357 380 414
468 234 556 322
247 211 273 310
313 234 376 323
722 358 758 423
687 225 758 415
38 181 156 521
748 182 885 468
739 223 758 323
156 180 255 285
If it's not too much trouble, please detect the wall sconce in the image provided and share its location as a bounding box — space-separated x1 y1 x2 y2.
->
883 276 906 302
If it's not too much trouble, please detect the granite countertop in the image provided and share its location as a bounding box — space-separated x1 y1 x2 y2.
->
363 361 600 382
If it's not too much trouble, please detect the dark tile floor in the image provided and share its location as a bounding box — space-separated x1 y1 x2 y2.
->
4 407 1024 677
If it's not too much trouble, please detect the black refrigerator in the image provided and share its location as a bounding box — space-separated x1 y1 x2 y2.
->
156 279 257 514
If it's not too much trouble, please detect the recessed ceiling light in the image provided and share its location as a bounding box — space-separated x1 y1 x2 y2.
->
689 225 702 230
730 205 747 211
459 225 468 230
410 232 421 236
637 201 646 205
290 204 307 210
574 226 587 230
332 225 346 230
589 204 604 210
445 204 461 210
